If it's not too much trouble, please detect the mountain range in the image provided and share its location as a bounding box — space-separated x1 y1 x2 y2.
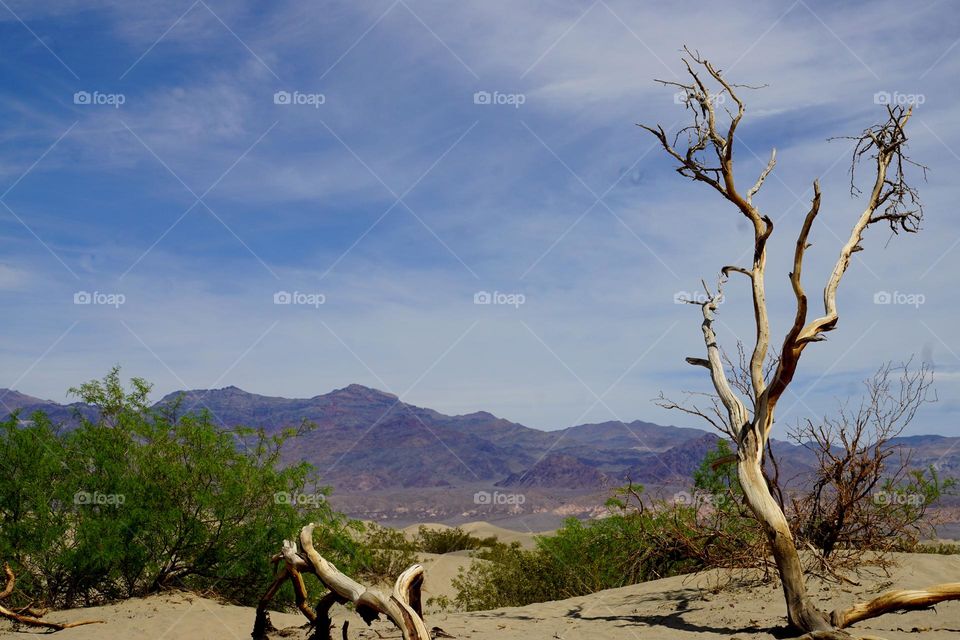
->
4 384 958 526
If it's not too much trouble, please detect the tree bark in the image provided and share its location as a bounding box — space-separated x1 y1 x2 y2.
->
738 432 833 633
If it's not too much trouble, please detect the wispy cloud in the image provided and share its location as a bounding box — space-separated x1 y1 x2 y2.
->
1 0 959 434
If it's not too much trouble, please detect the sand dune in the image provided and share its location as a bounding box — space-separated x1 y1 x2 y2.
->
415 551 477 605
4 552 958 639
403 520 548 549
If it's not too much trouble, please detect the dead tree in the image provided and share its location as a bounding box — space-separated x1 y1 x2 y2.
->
254 523 429 640
788 361 946 567
642 47 959 637
0 563 102 631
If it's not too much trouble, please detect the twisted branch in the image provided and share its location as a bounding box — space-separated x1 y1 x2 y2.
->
253 524 430 640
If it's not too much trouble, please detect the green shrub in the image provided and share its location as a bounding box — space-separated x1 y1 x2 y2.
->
452 540 556 610
0 369 362 609
452 508 711 611
357 523 418 583
426 594 452 612
692 438 740 496
915 542 960 555
453 441 767 611
0 410 73 604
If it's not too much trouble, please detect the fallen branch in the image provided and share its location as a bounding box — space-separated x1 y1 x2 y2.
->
254 523 430 640
0 563 103 631
831 582 960 628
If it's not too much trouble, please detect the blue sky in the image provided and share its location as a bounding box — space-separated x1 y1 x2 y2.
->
1 0 959 436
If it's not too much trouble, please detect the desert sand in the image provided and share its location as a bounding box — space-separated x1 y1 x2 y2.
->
3 530 958 639
415 551 476 604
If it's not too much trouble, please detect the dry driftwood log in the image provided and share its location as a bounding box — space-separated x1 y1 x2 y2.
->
645 46 960 637
0 563 103 631
254 523 430 640
831 583 960 629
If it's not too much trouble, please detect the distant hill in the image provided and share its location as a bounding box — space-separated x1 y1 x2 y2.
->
2 384 957 501
0 390 54 410
152 384 754 490
0 389 94 425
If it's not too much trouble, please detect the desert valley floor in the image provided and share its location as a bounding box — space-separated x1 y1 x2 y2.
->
3 524 958 640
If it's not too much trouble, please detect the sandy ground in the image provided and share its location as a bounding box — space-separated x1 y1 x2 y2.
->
3 546 959 639
416 551 476 604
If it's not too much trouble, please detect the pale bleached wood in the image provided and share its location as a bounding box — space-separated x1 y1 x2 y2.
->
831 583 960 629
255 524 430 640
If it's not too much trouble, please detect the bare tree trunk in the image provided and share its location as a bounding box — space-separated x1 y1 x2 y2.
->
738 433 832 632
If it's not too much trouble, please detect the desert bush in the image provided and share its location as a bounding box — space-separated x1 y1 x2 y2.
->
425 594 452 612
352 524 496 586
413 526 496 554
0 411 73 605
452 540 558 610
0 369 362 609
453 441 772 611
621 440 768 574
668 354 957 577
783 362 957 571
453 419 959 613
356 523 418 583
915 542 960 555
452 510 715 611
